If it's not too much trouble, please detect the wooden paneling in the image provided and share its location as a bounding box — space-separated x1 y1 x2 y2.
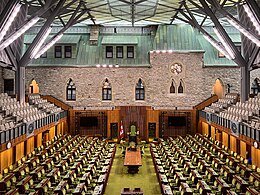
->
240 140 247 159
36 133 42 148
120 106 147 140
15 142 24 162
222 131 229 148
107 109 120 138
49 126 55 141
202 122 209 135
0 148 13 173
230 135 237 152
70 109 76 135
160 111 192 138
26 137 34 155
215 129 222 141
146 109 160 138
211 126 215 139
251 147 260 167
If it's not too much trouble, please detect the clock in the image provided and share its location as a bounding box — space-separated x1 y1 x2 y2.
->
170 63 182 75
253 141 259 149
6 142 11 149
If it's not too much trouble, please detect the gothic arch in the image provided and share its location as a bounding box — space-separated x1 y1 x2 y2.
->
213 78 224 98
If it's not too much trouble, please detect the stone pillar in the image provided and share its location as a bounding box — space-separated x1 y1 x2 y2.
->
240 66 250 102
16 66 25 102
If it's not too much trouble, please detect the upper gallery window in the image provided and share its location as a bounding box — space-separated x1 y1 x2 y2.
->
178 80 184 94
106 46 113 58
136 78 145 100
116 46 123 58
64 46 72 58
66 78 76 101
170 80 176 94
55 46 62 58
127 46 134 58
102 78 112 100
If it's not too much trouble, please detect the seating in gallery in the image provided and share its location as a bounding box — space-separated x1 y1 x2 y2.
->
0 134 116 194
203 93 260 130
0 93 66 146
150 133 260 195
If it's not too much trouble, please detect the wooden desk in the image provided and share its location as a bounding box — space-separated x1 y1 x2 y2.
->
124 147 142 173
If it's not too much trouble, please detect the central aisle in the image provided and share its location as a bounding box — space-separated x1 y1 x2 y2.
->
104 144 161 195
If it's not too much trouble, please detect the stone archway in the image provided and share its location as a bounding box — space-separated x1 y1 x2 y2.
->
213 78 224 98
29 79 39 94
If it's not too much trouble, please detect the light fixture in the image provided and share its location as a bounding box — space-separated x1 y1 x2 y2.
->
96 64 119 68
203 34 233 60
213 27 235 59
226 16 260 47
0 16 39 50
243 4 260 35
0 3 21 43
31 27 52 59
34 33 63 59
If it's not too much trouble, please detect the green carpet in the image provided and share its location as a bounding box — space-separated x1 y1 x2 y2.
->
104 144 161 195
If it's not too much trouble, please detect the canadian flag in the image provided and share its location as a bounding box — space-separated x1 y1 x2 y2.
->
120 120 124 139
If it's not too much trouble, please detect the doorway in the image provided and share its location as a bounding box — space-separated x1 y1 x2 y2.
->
110 123 118 139
148 122 156 139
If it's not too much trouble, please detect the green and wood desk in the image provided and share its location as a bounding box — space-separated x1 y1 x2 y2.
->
124 147 142 173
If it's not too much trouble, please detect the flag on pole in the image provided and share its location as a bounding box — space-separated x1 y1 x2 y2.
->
120 120 124 139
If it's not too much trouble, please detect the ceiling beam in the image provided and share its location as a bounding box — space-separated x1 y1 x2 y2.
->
4 47 17 70
170 2 185 24
199 0 247 67
248 47 260 71
19 0 67 67
0 0 20 35
245 0 260 25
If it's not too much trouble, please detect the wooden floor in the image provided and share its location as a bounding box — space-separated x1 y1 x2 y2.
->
104 144 161 195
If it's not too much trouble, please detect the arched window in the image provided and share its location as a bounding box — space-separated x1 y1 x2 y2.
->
251 78 260 95
178 80 184 93
66 79 76 101
213 78 224 98
135 78 145 100
29 79 39 94
170 80 176 93
102 78 112 100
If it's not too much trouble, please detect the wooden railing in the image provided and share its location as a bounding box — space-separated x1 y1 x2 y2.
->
41 95 72 111
193 95 218 111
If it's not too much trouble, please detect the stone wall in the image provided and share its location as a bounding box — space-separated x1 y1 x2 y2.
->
24 52 241 108
0 67 3 93
250 68 260 82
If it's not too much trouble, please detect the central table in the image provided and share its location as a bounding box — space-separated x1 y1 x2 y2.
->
124 147 142 173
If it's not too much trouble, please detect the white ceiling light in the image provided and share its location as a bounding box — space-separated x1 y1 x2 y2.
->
213 26 235 59
226 16 260 47
34 33 63 59
31 27 52 59
0 16 39 50
203 34 233 60
243 4 260 35
0 3 21 43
